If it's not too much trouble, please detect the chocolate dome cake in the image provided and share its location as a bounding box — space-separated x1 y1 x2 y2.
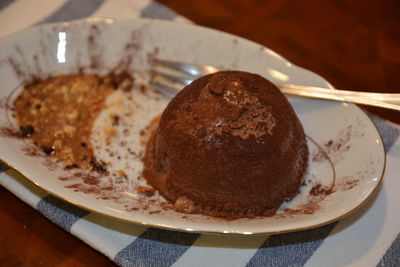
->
143 71 308 218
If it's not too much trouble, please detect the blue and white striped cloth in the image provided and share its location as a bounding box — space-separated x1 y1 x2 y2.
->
1 1 399 266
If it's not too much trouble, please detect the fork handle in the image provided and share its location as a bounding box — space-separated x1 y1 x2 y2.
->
278 84 400 111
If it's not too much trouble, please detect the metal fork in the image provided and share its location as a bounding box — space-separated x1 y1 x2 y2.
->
149 59 400 111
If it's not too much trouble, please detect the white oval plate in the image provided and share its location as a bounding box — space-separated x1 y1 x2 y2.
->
0 18 385 234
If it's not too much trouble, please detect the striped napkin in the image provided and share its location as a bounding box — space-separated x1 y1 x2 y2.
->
1 1 400 266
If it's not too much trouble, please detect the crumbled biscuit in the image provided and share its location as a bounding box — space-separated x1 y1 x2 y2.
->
30 110 38 117
116 170 126 177
104 126 117 137
54 130 64 138
53 140 62 150
64 125 76 137
66 110 79 121
59 148 74 166
13 73 133 171
39 105 48 114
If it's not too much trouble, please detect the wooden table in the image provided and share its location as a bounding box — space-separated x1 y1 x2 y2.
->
1 0 399 265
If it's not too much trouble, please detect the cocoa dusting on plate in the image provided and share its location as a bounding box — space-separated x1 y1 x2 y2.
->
0 125 21 138
325 138 351 156
278 121 371 218
277 174 363 218
282 201 321 216
274 182 335 218
0 97 10 110
149 210 161 215
21 144 41 157
312 147 329 163
310 183 335 196
336 178 360 191
7 58 25 79
324 121 366 162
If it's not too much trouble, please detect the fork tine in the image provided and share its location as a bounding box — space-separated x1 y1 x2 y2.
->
153 58 219 77
150 59 220 97
149 71 188 97
148 80 180 97
151 70 194 86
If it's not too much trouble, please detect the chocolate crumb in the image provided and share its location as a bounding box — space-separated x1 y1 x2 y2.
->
112 115 120 126
139 84 146 94
20 125 34 137
82 174 99 185
149 210 161 215
116 170 127 177
310 183 334 196
42 146 54 155
65 164 79 169
136 185 155 196
90 160 107 173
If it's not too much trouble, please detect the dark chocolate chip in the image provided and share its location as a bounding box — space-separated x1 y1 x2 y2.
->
65 164 79 170
80 142 87 147
110 80 119 89
112 115 120 126
20 125 34 137
90 160 107 173
42 146 54 155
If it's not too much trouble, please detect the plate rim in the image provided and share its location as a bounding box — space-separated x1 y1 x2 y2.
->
0 17 387 235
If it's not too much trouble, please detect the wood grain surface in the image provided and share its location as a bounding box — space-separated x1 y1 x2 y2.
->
1 0 399 266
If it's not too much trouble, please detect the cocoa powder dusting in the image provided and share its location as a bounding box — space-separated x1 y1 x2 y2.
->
149 210 161 215
312 149 328 163
0 126 21 138
283 202 320 216
88 25 102 69
324 123 366 163
337 178 360 191
21 145 41 157
7 57 25 79
310 183 335 196
0 97 10 110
